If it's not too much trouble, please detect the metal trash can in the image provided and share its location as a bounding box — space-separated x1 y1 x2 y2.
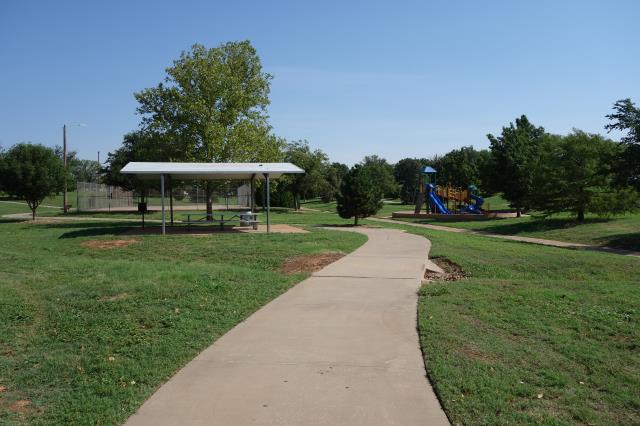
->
240 211 252 226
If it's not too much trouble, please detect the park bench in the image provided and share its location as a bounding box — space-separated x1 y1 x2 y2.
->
184 212 259 231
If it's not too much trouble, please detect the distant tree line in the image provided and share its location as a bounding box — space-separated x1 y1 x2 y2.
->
3 39 639 224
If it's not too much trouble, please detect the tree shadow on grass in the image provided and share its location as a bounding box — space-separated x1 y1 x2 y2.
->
0 217 26 224
592 232 640 251
35 222 136 239
67 211 147 217
472 216 612 236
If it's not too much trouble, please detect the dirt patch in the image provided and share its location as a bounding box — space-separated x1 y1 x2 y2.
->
7 399 31 414
458 344 495 362
424 257 466 282
99 293 130 302
280 251 345 275
81 239 140 249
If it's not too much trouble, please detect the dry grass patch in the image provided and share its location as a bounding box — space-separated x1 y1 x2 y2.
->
280 251 345 275
8 399 31 414
457 343 496 363
81 239 140 249
98 293 130 302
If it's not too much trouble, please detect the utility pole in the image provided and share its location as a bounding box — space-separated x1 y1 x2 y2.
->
97 151 100 164
63 124 68 214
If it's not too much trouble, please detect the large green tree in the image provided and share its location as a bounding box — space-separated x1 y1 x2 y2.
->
52 147 100 189
605 98 640 190
320 162 349 202
103 131 165 196
134 41 283 217
432 146 491 190
279 140 329 210
0 143 66 219
337 163 384 225
72 159 101 183
394 158 429 204
487 115 546 216
534 130 637 221
0 146 5 192
361 155 399 199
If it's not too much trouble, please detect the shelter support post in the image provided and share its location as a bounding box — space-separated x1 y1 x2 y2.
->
264 173 270 233
160 174 166 235
250 173 256 212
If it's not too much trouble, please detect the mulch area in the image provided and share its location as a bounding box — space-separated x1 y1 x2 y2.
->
424 257 466 282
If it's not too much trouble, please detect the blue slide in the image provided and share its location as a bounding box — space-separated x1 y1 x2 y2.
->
428 190 450 214
462 194 484 214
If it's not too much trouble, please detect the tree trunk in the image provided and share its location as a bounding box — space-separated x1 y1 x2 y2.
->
354 215 358 226
577 209 585 222
516 207 521 218
31 207 36 221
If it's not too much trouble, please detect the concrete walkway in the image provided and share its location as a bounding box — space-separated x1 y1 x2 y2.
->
369 217 640 258
126 227 449 426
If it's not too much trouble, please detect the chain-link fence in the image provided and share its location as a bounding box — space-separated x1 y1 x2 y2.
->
77 182 134 212
77 181 252 212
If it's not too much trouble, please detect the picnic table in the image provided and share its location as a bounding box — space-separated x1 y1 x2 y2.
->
184 212 260 231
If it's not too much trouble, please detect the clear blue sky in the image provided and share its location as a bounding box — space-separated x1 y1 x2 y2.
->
1 0 638 164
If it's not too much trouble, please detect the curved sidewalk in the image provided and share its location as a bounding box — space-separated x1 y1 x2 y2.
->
126 227 448 426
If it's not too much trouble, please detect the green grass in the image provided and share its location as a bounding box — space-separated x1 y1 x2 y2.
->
383 223 639 425
2 200 639 425
371 192 640 251
483 193 511 210
301 198 412 219
42 192 74 207
397 212 640 251
0 218 366 424
0 201 61 216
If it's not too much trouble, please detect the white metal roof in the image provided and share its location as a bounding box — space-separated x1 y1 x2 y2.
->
120 162 304 180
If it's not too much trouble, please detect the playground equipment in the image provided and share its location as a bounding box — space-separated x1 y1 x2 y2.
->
460 184 484 214
414 167 484 215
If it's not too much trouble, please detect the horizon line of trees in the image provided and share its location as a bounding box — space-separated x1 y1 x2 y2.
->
2 40 639 223
3 97 639 222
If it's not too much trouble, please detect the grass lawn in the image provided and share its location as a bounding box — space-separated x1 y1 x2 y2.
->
483 193 512 211
20 192 77 208
3 200 639 424
397 212 640 251
386 224 639 425
0 201 61 217
250 198 640 251
301 198 412 219
0 217 366 424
